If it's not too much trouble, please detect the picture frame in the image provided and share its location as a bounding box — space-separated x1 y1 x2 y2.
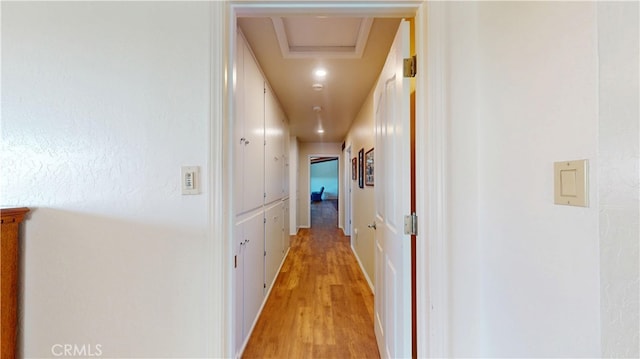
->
352 157 357 180
358 148 364 188
365 148 374 186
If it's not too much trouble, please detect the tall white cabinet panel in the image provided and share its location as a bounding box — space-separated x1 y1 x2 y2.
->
264 202 284 292
264 86 284 205
234 221 244 353
240 212 266 339
234 31 291 357
283 127 290 197
233 32 245 216
239 37 265 214
282 198 290 253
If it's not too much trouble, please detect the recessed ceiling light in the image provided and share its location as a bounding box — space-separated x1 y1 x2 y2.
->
317 129 325 134
312 83 324 91
312 106 322 112
314 68 327 78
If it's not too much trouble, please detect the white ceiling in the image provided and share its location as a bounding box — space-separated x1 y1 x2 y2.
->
238 16 401 143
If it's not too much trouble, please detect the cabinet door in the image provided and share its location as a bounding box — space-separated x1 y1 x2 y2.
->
283 124 290 197
234 32 245 216
234 221 245 355
264 87 284 204
242 211 265 338
242 40 265 213
264 203 284 291
282 199 290 253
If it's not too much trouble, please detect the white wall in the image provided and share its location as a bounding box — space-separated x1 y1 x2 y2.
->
342 88 376 288
597 2 639 357
444 4 483 354
441 2 639 357
2 2 213 357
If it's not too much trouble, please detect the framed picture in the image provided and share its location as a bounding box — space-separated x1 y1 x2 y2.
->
358 148 364 188
365 148 374 186
351 157 357 180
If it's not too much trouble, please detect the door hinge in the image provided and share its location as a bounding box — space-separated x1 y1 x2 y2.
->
404 212 418 235
403 55 417 78
264 250 266 257
264 283 266 288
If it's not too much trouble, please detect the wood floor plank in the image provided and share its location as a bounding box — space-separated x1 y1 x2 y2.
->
242 201 380 359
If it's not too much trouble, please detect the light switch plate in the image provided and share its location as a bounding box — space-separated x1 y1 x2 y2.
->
554 159 588 207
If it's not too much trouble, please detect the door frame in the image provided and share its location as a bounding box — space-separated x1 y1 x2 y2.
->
307 154 340 227
344 145 352 237
212 1 450 358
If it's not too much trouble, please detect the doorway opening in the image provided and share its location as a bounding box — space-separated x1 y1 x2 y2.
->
309 155 339 228
227 2 431 359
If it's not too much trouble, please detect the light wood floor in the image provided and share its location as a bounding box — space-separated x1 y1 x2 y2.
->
242 201 380 359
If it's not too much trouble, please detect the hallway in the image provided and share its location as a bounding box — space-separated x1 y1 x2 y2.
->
242 201 380 358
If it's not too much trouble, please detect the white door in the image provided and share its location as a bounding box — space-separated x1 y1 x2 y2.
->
374 20 412 359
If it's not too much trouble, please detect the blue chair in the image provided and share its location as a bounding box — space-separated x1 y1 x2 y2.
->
311 187 324 202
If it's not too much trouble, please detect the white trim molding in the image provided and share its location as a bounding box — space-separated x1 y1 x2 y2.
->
211 1 232 357
416 2 449 358
226 2 432 358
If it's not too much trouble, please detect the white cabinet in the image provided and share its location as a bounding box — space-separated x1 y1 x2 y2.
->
264 86 285 205
265 202 284 292
282 198 290 253
234 31 291 357
235 33 265 215
235 212 266 348
283 129 290 198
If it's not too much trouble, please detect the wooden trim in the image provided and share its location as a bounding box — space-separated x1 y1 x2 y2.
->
310 156 338 164
0 207 29 224
1 207 29 359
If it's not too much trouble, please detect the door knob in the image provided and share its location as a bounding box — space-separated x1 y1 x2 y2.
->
368 221 377 230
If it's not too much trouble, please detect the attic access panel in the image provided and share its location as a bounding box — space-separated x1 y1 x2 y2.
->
272 16 373 58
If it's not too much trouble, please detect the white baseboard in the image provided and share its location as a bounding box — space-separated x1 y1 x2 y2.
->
351 245 374 294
